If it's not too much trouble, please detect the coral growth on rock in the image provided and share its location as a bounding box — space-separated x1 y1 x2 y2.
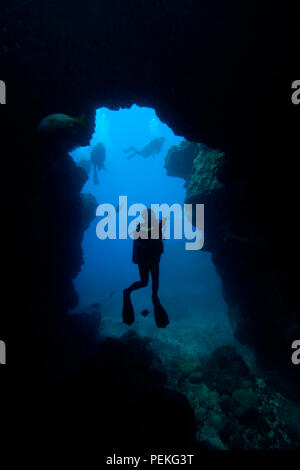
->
165 141 300 395
162 345 300 450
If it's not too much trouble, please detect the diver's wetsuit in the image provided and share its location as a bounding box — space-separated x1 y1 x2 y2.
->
123 219 169 328
127 221 163 298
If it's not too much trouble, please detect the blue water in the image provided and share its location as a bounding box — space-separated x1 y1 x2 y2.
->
70 105 227 324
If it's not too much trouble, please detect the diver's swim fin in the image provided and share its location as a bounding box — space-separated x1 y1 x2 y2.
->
153 297 169 328
122 289 135 325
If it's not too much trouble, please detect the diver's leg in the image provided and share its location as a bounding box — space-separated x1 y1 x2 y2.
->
125 265 149 293
123 265 149 325
123 146 139 158
150 263 159 299
126 151 137 160
150 262 169 328
123 146 136 153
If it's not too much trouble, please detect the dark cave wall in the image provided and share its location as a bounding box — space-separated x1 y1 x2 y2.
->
165 142 300 392
1 0 299 387
1 104 97 369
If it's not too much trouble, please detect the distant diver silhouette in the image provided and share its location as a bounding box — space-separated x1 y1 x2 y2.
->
123 137 165 160
122 208 169 328
90 142 106 185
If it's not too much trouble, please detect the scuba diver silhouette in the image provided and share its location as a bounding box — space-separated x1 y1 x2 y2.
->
123 137 165 160
122 208 170 328
90 142 106 185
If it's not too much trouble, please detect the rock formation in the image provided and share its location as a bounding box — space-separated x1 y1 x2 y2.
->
1 0 299 453
165 141 300 394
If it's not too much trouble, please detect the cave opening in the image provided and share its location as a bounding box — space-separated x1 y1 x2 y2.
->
69 104 247 363
2 0 299 453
